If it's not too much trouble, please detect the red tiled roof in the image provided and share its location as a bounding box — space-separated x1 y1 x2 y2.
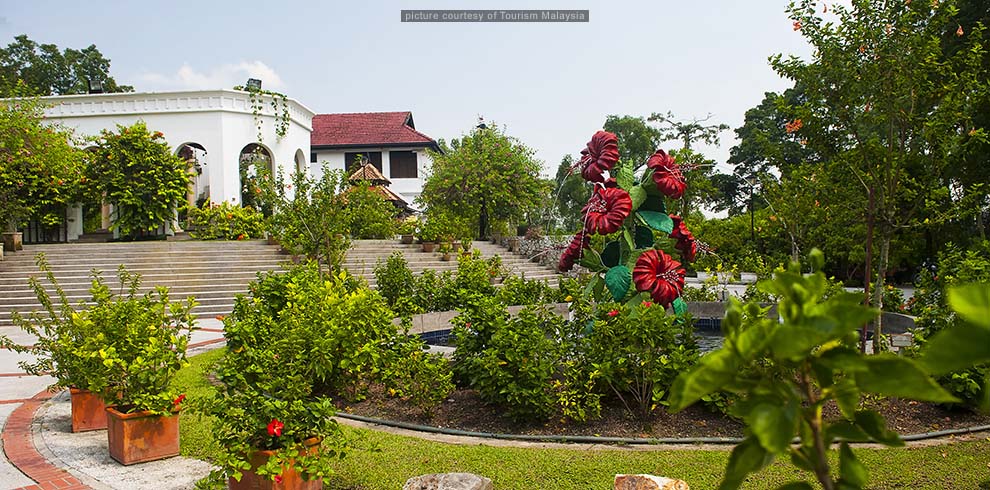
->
311 111 437 148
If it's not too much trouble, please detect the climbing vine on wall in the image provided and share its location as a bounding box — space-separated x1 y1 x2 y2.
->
233 85 291 143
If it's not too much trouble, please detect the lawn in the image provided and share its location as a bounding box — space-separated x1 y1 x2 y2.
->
174 349 990 489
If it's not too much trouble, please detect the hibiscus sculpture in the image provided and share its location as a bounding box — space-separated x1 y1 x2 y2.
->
559 130 699 312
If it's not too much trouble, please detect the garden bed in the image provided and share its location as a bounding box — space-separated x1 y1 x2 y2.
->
336 384 990 441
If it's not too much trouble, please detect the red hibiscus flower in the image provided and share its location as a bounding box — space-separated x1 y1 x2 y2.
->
578 131 620 183
558 230 591 272
647 150 686 199
582 187 632 235
607 309 620 317
642 301 653 308
669 215 697 262
274 475 283 484
267 418 284 437
172 394 186 407
633 250 686 307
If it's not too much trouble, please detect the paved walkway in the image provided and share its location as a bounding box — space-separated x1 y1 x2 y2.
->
0 318 226 490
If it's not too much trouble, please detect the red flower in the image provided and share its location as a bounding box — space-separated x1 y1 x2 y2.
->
274 475 283 484
647 150 686 199
558 230 591 272
267 418 284 437
642 301 653 308
578 131 620 183
173 394 186 407
669 215 697 262
633 250 686 307
607 309 619 317
582 187 632 235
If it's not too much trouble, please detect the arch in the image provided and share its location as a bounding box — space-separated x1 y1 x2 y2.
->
294 149 307 176
175 142 210 212
238 143 274 210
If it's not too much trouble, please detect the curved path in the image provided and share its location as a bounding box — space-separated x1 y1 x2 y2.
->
0 318 226 490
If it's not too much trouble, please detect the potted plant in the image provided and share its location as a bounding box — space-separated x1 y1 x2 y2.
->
4 254 112 432
78 266 197 465
200 265 353 490
438 242 453 261
398 217 418 244
487 255 507 285
418 219 440 252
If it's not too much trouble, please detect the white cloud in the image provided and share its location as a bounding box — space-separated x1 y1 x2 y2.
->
138 61 284 91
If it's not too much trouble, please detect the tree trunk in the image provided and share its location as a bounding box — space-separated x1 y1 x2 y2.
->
872 233 891 353
479 201 489 240
862 188 875 353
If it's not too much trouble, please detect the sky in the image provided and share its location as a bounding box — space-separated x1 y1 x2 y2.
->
0 0 814 177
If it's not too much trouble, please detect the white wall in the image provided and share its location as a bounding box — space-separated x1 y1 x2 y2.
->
41 89 315 206
310 146 433 208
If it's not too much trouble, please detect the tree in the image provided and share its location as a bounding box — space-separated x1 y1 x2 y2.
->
0 35 133 97
345 182 398 239
648 112 729 217
86 122 190 238
553 154 591 231
773 0 987 342
0 96 84 233
602 115 663 168
419 123 546 238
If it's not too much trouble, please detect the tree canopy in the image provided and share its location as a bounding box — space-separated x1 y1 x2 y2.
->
0 34 133 97
419 123 546 238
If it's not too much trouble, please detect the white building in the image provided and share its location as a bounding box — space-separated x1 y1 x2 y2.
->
42 89 315 209
309 111 439 208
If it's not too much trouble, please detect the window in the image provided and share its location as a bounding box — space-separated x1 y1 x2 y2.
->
310 152 317 163
389 151 418 178
344 151 382 172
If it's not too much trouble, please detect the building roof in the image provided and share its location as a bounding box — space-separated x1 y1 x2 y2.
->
311 111 438 149
347 163 391 186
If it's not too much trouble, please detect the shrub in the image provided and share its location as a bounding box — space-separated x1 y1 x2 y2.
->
346 182 398 239
586 300 699 416
188 201 266 240
910 241 990 408
374 252 418 316
382 338 454 416
495 276 563 306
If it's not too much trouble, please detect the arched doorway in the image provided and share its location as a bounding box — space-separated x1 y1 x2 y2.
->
239 143 273 211
294 149 307 176
176 143 208 228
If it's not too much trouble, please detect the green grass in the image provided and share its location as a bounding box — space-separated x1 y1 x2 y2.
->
174 350 990 489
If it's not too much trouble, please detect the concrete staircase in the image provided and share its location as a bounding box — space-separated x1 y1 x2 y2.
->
343 240 561 289
0 240 288 327
0 239 562 328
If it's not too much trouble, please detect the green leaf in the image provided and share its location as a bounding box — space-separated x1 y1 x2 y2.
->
616 163 634 190
920 322 990 375
622 229 635 253
830 378 860 420
629 185 647 210
856 355 957 403
838 442 868 488
639 189 667 213
853 410 903 447
638 210 673 234
947 283 990 329
672 297 688 316
747 402 796 454
604 265 632 302
634 225 654 249
669 348 739 412
718 437 774 490
577 248 606 272
826 420 871 444
601 241 621 268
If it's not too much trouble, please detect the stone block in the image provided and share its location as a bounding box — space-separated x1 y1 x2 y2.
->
614 474 689 490
403 472 494 490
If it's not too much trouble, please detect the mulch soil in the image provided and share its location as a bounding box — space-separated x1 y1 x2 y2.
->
336 384 990 439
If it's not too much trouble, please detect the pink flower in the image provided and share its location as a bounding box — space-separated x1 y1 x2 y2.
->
267 419 284 437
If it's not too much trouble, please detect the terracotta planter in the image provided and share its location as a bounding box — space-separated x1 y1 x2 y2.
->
1 231 23 252
421 242 437 253
400 234 414 244
70 388 107 432
507 238 520 253
440 253 452 262
229 438 322 490
106 406 180 465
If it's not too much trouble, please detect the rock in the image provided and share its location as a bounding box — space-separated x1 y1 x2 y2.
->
614 474 690 490
403 472 494 490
